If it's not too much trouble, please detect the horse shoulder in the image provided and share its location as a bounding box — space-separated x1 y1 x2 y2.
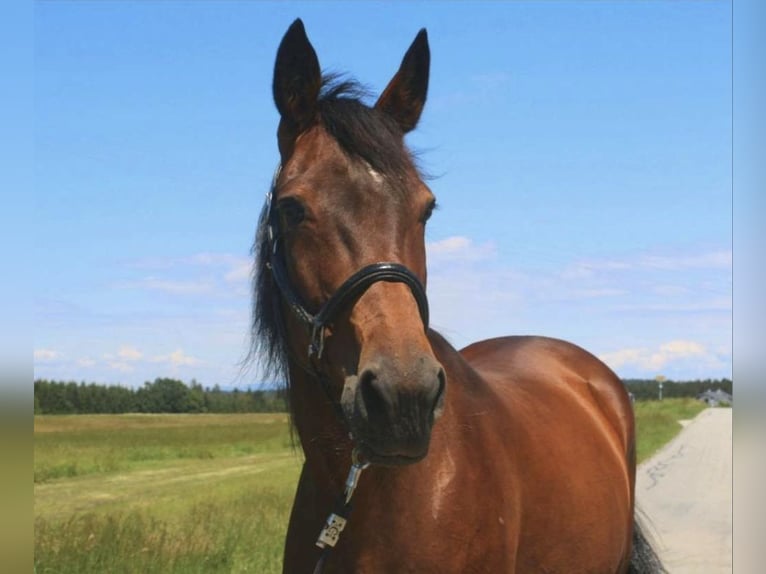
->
460 335 634 456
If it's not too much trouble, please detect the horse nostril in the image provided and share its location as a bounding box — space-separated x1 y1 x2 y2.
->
358 367 390 421
356 361 445 425
431 367 446 417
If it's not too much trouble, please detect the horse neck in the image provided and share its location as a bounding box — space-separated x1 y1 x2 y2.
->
286 363 354 490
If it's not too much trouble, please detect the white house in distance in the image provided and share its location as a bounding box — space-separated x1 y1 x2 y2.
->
697 389 732 407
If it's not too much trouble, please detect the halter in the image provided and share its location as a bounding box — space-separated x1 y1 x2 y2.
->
262 167 431 572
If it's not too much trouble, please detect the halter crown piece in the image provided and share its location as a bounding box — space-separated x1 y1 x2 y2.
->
264 166 430 360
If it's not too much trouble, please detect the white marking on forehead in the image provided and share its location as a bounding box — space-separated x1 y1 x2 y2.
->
364 162 384 185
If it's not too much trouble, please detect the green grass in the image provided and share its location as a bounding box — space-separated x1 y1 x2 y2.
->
34 401 706 573
35 414 301 574
34 414 292 484
633 398 707 463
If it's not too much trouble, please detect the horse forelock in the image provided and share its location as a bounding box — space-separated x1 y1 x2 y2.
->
318 75 427 192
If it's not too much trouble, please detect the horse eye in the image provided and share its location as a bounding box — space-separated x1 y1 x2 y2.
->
422 200 437 223
278 198 306 229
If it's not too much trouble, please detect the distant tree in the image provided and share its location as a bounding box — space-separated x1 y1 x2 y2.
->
188 380 206 413
152 378 193 413
34 377 290 414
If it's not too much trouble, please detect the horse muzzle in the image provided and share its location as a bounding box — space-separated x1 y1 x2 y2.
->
341 355 446 466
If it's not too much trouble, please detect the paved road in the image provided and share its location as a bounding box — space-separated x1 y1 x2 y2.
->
636 408 732 573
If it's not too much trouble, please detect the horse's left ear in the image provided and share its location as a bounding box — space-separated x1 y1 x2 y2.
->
375 29 430 134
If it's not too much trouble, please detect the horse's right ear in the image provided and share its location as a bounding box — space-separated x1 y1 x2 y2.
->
273 19 321 132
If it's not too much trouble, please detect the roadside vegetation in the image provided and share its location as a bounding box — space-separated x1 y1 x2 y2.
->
633 398 707 463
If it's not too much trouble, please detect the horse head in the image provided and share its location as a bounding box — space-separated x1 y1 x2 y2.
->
258 19 445 466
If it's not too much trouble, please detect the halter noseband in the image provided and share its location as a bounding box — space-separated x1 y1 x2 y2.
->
264 174 430 359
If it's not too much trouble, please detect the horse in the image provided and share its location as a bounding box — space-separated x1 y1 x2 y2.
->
252 19 665 574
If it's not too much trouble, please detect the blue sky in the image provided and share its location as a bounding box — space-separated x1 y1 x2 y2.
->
33 1 732 387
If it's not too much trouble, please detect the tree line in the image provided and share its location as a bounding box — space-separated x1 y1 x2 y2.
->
34 378 287 415
34 377 732 415
623 378 732 401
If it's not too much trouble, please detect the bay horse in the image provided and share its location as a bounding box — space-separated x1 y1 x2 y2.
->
253 19 664 573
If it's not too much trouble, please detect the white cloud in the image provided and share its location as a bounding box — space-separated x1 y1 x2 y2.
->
34 349 61 362
183 252 237 266
95 347 202 372
599 339 713 373
104 345 143 362
659 340 706 356
560 260 631 280
124 277 214 295
638 250 732 270
598 348 646 369
427 236 497 265
130 252 240 269
224 259 252 284
119 252 252 298
102 347 141 373
563 249 732 279
613 296 731 313
117 346 143 361
77 357 96 368
151 349 201 367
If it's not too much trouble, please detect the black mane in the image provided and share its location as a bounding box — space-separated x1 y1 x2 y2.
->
249 75 420 391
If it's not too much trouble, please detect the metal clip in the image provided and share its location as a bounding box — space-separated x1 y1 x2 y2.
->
308 323 326 359
344 452 370 504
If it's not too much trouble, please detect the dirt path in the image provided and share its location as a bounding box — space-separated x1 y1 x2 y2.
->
636 408 732 573
35 452 300 520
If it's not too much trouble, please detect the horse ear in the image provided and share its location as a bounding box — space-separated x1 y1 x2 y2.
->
273 19 321 131
375 29 430 134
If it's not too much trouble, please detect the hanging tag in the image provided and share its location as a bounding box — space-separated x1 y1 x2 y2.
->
316 513 347 548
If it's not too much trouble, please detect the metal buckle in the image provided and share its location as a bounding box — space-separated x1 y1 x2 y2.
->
308 323 326 359
345 449 370 504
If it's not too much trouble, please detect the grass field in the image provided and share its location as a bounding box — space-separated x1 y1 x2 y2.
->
34 414 301 573
34 399 707 573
